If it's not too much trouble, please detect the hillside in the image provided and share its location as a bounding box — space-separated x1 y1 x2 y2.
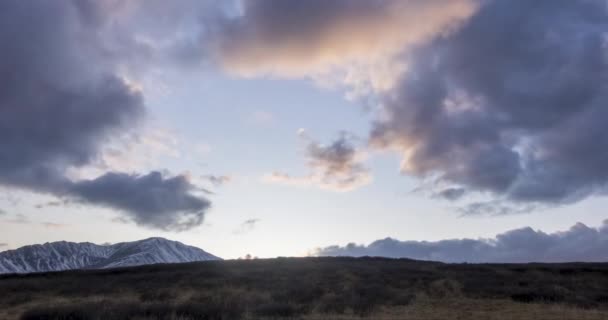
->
0 238 220 274
1 257 608 319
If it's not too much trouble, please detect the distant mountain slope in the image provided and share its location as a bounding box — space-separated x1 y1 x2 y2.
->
0 238 220 274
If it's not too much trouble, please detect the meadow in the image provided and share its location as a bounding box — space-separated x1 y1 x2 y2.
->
1 257 608 319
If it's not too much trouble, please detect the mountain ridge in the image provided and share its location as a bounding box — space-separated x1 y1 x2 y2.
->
0 237 220 274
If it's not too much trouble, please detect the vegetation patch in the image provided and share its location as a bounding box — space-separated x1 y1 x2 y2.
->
2 257 608 319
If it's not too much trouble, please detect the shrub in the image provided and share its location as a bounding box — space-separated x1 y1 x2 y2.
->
428 279 462 299
253 301 297 318
316 292 347 314
139 289 176 302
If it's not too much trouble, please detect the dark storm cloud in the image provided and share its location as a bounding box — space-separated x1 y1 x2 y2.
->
0 0 211 230
70 172 210 231
370 0 608 209
317 221 608 263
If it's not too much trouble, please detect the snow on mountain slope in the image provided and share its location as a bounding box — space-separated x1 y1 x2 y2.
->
101 238 219 269
0 238 220 274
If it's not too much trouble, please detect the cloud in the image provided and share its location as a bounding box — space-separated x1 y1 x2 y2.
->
202 175 232 187
457 201 538 217
40 222 69 229
91 125 182 175
0 1 211 230
198 0 608 212
0 0 140 186
69 171 210 231
4 214 29 224
6 0 606 225
316 220 608 263
265 132 371 192
233 218 260 235
305 133 371 189
434 188 467 201
0 189 23 207
0 243 7 248
210 0 477 93
35 201 67 210
369 0 608 210
2 213 68 228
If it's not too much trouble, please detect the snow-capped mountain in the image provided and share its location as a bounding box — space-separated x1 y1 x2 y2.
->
0 237 220 274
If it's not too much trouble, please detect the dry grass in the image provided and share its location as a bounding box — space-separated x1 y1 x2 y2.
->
3 297 608 320
1 257 607 319
362 298 608 320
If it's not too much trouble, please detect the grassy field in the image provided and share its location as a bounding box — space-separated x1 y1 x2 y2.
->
1 257 608 319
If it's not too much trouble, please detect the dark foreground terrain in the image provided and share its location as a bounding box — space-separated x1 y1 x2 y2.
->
1 257 608 319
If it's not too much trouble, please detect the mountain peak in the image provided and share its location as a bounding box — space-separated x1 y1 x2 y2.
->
0 238 220 274
139 237 169 242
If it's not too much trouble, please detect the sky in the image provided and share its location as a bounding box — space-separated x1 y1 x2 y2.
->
1 0 608 262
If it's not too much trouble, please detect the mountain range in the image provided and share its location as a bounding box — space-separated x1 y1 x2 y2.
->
0 237 220 274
